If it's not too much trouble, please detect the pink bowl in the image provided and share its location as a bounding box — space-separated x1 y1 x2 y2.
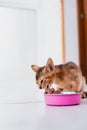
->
44 93 81 106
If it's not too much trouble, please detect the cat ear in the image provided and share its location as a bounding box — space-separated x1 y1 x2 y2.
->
31 65 40 72
45 58 55 72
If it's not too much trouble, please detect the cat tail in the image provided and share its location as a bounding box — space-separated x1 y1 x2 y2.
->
82 76 87 98
82 92 87 98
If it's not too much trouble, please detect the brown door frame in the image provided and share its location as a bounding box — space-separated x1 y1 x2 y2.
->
60 0 65 63
77 0 85 66
77 0 87 80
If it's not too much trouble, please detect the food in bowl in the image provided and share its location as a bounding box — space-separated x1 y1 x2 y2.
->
44 92 81 106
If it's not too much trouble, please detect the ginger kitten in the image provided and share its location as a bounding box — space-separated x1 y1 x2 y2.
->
31 58 86 96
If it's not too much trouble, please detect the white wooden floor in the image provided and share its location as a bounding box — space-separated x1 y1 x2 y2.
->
0 99 87 130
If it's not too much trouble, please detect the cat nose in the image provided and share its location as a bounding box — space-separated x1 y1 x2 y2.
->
39 86 42 89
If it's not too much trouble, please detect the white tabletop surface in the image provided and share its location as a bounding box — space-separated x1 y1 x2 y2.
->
0 99 87 130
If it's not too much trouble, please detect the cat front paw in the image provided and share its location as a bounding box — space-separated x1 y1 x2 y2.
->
45 88 55 94
45 87 62 94
53 89 61 94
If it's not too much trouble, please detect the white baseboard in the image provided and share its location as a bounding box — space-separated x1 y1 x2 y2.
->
0 80 44 103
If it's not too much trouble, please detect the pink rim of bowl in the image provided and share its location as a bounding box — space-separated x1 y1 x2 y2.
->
44 93 82 106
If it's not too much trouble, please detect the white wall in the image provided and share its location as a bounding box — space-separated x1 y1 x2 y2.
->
64 0 79 64
0 0 62 103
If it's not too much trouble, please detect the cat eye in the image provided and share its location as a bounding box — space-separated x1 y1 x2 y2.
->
41 79 44 83
36 81 38 84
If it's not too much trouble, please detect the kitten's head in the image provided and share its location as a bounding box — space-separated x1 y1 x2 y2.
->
31 58 55 89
